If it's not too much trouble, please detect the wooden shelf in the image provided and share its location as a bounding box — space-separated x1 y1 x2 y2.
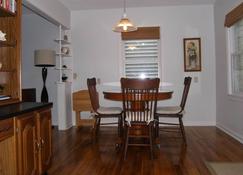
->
0 6 16 17
0 69 16 72
0 40 16 47
54 39 70 45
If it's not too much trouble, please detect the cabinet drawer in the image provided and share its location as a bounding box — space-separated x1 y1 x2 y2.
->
0 118 14 141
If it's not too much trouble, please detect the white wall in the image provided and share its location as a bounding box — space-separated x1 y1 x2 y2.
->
22 13 59 125
23 0 70 28
214 0 243 143
71 5 216 126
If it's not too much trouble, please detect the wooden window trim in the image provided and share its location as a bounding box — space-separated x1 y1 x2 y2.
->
225 2 243 28
121 27 160 40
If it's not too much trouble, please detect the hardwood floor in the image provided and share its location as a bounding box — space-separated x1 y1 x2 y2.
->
48 126 243 175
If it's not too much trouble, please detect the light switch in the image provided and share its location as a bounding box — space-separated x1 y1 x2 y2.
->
194 76 198 83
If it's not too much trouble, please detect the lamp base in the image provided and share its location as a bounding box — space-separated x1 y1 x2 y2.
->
41 85 48 102
41 67 49 102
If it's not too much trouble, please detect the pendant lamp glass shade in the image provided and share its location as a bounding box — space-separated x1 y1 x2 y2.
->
113 0 137 32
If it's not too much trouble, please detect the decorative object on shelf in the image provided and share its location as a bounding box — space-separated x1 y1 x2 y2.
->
0 30 6 41
64 35 68 41
62 65 67 69
0 62 2 70
34 49 56 102
62 74 68 82
183 38 201 72
61 46 70 55
0 84 4 94
113 0 137 32
0 0 16 13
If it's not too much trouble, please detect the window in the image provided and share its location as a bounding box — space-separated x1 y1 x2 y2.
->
225 3 243 95
123 39 159 78
228 19 243 94
121 27 160 79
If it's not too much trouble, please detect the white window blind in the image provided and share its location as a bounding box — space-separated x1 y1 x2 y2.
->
230 19 243 94
124 39 159 78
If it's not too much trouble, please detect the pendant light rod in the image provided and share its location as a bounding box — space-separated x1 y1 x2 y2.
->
123 0 126 16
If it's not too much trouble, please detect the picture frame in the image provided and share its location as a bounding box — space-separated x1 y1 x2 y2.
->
183 38 201 72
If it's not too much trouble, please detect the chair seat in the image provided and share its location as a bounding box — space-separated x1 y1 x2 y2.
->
97 106 122 115
156 106 184 114
125 112 154 125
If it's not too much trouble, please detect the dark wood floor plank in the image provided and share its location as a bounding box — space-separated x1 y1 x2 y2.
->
48 126 243 175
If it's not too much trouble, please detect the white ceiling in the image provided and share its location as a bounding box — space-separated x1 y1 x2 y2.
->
57 0 216 10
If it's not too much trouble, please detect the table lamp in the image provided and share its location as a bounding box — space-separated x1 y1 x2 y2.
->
34 49 55 102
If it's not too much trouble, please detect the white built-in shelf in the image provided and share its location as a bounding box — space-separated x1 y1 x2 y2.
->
55 53 72 57
55 81 73 84
55 68 72 71
54 39 71 45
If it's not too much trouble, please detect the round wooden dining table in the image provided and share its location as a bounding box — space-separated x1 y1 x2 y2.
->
103 90 173 145
103 90 173 101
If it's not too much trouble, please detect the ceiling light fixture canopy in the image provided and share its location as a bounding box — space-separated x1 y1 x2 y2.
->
112 0 137 33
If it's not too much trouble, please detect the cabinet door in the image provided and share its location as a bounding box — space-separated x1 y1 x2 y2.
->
16 113 38 175
36 109 52 174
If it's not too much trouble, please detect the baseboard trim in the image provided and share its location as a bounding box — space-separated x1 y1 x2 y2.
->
184 121 216 126
216 123 243 144
58 123 73 131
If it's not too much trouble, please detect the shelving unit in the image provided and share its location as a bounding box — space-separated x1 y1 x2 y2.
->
54 25 73 130
0 0 21 106
54 26 73 83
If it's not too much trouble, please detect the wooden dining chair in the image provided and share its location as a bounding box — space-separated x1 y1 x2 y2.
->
87 78 123 142
120 78 160 159
155 77 192 145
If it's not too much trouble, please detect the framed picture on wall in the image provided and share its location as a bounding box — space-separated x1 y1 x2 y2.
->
183 38 201 72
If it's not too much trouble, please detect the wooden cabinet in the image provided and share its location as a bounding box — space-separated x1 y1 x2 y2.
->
0 0 21 106
0 118 14 141
15 108 52 175
0 118 16 175
16 112 38 175
36 109 52 174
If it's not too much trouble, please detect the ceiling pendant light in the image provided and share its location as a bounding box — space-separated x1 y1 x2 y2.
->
112 0 137 33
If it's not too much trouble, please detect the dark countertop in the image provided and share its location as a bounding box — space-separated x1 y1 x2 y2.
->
0 102 53 120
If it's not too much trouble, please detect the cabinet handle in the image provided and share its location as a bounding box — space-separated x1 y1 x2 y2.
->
35 140 41 152
40 138 45 146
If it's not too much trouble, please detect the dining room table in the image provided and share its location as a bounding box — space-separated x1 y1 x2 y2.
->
103 90 173 101
103 89 173 144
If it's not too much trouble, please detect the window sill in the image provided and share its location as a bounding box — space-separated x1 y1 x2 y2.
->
228 93 243 102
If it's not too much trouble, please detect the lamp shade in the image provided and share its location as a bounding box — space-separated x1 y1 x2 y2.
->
34 49 55 67
112 17 137 32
